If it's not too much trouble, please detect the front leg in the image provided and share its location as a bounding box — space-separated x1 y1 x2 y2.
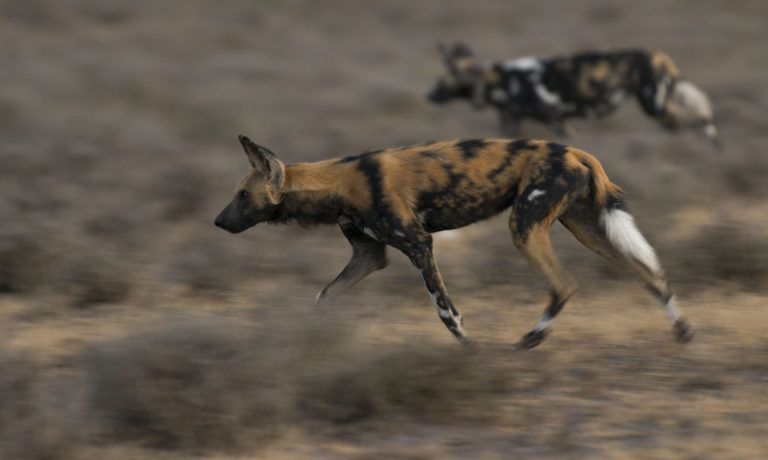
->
394 234 475 348
315 223 387 305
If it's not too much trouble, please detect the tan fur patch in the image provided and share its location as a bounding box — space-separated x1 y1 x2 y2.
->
651 51 680 79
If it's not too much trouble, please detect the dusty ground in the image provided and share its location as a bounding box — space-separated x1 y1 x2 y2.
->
2 0 768 459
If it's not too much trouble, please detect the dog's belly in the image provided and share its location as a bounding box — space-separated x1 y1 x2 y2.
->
416 188 517 232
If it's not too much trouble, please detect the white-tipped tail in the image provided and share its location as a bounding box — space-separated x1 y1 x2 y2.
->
668 80 714 125
601 208 661 274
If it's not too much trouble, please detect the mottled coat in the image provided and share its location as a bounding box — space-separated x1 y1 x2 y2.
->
428 44 719 148
216 136 694 348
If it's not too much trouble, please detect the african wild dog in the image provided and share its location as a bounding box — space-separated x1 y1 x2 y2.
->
215 135 694 349
428 43 720 149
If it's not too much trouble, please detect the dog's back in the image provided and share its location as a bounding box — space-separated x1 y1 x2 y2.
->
326 138 618 233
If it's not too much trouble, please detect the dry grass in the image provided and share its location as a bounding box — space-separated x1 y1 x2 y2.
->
3 289 768 459
1 310 509 457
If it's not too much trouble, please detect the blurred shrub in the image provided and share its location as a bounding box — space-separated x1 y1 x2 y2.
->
723 161 768 196
139 165 212 223
84 320 283 451
0 0 61 27
296 346 507 424
56 245 133 308
0 348 78 460
160 227 312 296
162 233 250 295
0 229 133 306
80 315 507 452
0 233 47 294
669 225 768 291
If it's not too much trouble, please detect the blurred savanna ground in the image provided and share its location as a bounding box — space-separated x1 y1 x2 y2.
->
2 0 768 458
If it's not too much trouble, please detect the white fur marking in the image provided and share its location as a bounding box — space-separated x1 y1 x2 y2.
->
418 269 466 335
663 296 682 323
655 76 669 112
363 227 379 241
534 83 561 106
527 189 546 201
502 57 541 72
602 209 661 273
435 229 461 241
428 290 440 309
393 230 405 238
532 315 551 333
491 87 508 102
670 80 714 122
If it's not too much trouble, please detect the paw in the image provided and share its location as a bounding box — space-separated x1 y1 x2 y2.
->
673 318 695 343
515 328 550 350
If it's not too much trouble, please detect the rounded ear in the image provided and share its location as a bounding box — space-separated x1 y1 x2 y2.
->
453 42 474 58
439 43 478 81
266 155 285 192
239 135 264 169
438 42 463 76
237 135 285 189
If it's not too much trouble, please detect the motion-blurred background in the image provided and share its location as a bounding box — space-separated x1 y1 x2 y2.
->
2 1 768 458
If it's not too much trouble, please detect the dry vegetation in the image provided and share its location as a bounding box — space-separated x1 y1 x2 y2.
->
2 0 768 458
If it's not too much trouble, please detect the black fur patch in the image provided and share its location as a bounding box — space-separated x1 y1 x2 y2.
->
545 142 568 157
357 156 387 217
270 195 344 227
486 139 530 181
512 147 587 241
337 149 383 164
416 164 517 233
545 290 568 318
456 138 489 159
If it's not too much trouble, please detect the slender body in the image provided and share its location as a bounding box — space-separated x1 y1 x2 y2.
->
428 44 720 149
215 135 694 348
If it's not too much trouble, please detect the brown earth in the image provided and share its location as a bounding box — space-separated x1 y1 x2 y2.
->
2 1 768 459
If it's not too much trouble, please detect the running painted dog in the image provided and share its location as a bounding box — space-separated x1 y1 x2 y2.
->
428 44 720 149
215 135 695 349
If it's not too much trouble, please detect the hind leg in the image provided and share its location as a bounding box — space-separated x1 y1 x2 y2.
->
559 201 694 342
510 217 578 350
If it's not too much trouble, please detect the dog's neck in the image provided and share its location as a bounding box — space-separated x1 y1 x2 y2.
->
271 161 346 226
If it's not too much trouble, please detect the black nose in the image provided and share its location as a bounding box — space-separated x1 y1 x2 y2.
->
214 216 223 228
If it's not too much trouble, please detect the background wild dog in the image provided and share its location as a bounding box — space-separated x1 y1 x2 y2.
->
215 135 694 349
428 43 720 149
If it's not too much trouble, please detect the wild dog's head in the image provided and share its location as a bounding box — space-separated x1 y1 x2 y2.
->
427 43 487 108
214 135 286 233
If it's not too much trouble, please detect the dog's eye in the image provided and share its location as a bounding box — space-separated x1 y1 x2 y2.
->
238 190 250 200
